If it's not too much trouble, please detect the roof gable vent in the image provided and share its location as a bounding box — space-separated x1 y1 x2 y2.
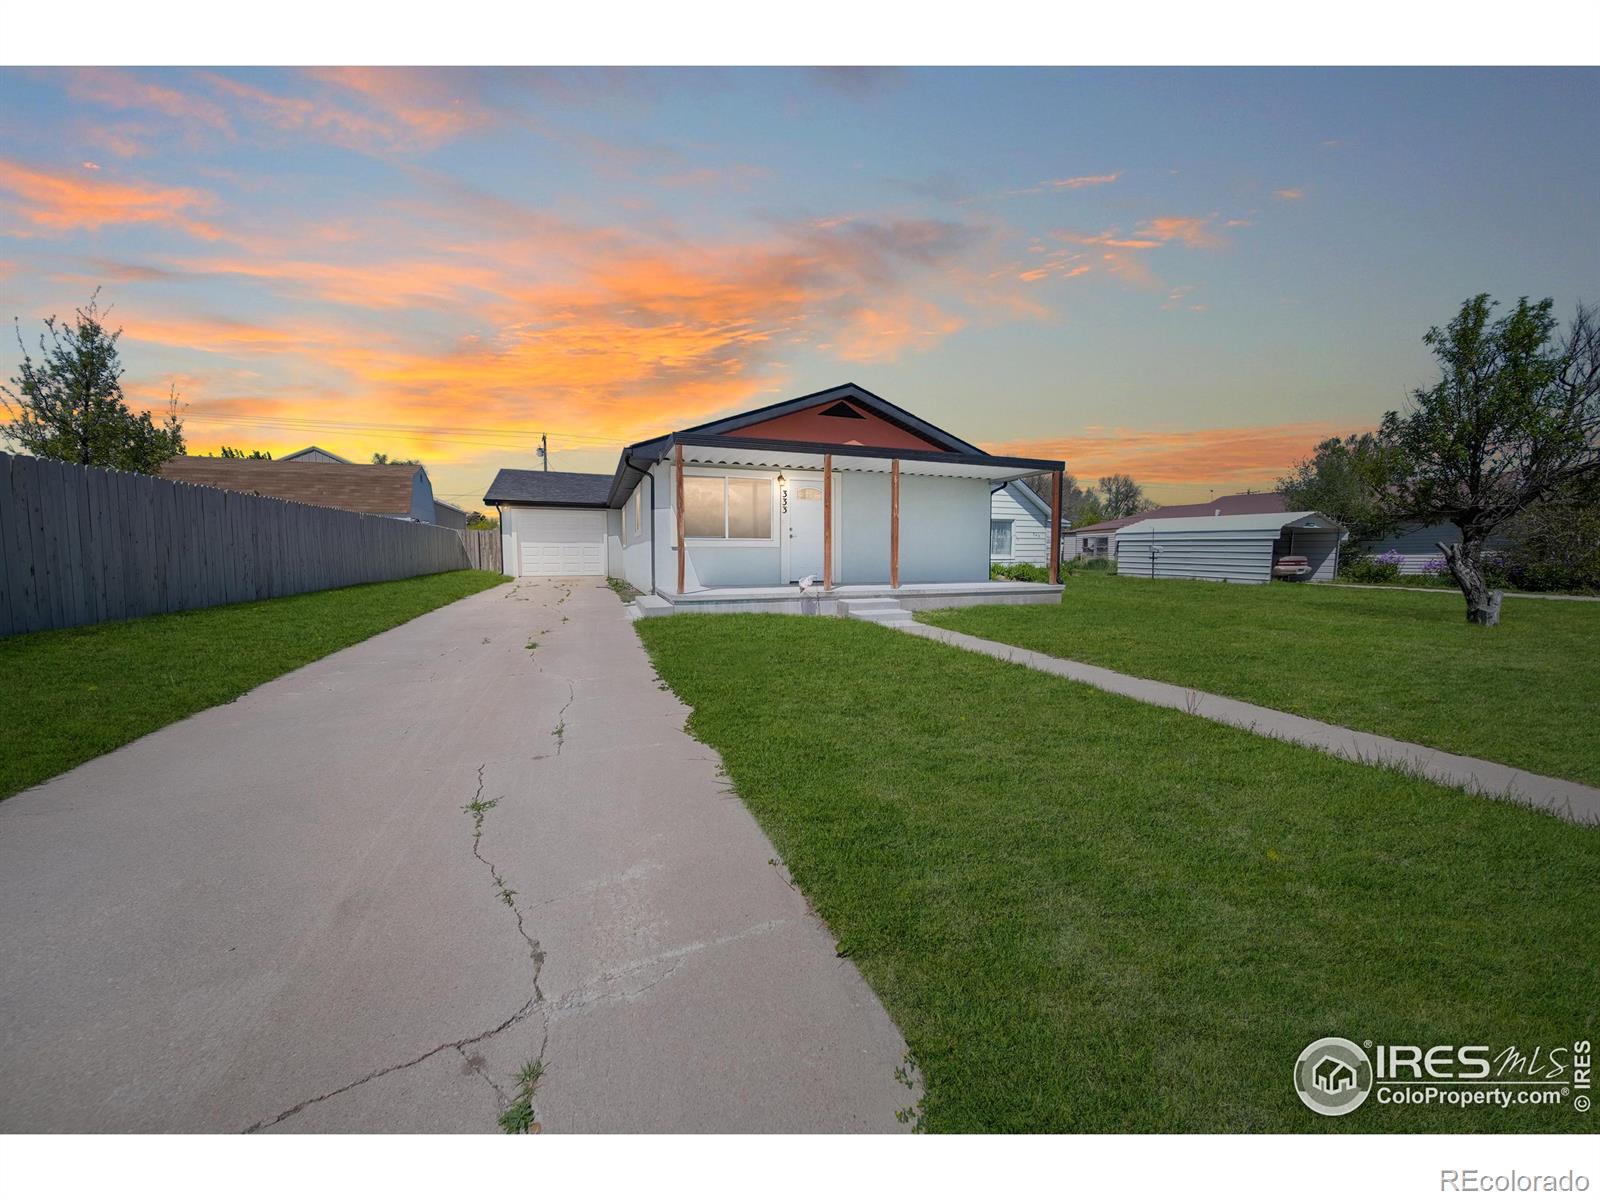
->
819 401 866 419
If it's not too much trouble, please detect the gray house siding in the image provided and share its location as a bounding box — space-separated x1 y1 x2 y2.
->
1117 529 1275 583
1359 521 1512 574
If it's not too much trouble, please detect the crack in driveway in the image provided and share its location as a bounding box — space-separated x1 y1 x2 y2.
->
241 763 548 1133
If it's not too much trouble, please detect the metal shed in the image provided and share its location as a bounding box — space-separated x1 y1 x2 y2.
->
1114 510 1342 584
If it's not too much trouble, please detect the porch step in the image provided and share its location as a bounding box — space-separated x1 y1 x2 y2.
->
837 598 914 626
632 594 675 619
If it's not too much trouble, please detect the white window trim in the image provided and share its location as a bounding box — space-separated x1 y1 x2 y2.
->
990 518 1014 558
681 469 779 546
626 486 644 546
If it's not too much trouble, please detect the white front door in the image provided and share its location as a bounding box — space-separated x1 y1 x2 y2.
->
783 475 825 583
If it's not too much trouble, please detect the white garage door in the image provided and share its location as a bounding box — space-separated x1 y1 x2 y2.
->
514 509 606 576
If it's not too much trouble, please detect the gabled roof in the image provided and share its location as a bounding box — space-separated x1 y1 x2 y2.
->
601 384 1059 507
656 383 985 455
158 457 424 515
1118 510 1340 535
484 468 614 507
280 445 352 463
994 479 1051 523
1073 491 1287 536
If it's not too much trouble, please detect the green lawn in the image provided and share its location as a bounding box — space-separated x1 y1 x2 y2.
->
921 573 1600 787
0 570 506 801
637 614 1598 1133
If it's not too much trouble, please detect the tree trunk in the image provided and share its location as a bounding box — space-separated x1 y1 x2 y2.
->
1438 538 1503 626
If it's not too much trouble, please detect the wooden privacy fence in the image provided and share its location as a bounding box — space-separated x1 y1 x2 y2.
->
0 452 473 637
460 528 502 572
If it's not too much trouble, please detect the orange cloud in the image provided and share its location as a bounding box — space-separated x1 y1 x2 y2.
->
302 67 493 147
1274 187 1306 201
64 67 232 132
1134 215 1221 248
0 159 225 239
992 421 1350 486
828 297 966 363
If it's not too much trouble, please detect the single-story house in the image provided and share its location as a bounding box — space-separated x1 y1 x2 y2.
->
159 457 443 524
1115 510 1343 584
989 480 1052 567
279 445 353 464
1069 491 1287 560
1357 521 1513 574
483 384 1067 614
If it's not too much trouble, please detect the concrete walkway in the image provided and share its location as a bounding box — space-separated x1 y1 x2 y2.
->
0 580 913 1133
901 622 1600 825
1319 582 1600 602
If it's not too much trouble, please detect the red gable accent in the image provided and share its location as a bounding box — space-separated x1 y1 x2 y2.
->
735 400 952 451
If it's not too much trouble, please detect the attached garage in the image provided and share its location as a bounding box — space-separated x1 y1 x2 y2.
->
507 508 606 576
1115 511 1343 584
483 469 617 578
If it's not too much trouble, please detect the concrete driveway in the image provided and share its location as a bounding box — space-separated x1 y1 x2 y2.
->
0 579 913 1132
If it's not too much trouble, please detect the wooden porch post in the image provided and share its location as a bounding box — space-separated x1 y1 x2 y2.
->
674 444 686 595
1048 469 1063 585
822 453 833 591
890 458 900 589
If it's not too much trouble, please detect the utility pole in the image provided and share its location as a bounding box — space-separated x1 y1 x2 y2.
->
536 433 549 471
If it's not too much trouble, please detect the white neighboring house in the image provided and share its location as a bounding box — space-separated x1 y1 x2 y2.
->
1115 511 1343 584
989 480 1052 567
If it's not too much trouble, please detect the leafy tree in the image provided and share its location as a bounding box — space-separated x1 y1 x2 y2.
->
1380 295 1599 625
1022 469 1104 527
371 452 420 466
1498 473 1600 594
220 446 272 459
1276 432 1404 543
1 292 185 473
466 510 499 530
1098 473 1151 519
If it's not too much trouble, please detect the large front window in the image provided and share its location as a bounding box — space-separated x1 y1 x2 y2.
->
683 474 774 540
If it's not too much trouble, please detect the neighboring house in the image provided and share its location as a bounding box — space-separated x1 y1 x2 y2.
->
159 457 440 524
483 383 1066 613
1069 491 1287 560
989 480 1051 567
1358 521 1513 574
1115 510 1342 584
432 499 469 531
279 445 353 464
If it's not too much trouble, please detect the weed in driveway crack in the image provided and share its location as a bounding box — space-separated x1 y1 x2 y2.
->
498 1057 545 1134
240 765 549 1133
551 680 574 754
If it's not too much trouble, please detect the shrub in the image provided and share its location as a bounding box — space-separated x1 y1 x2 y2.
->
990 561 1051 583
1080 557 1114 572
1339 549 1403 584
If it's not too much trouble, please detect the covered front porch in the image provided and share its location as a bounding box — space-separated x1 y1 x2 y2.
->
657 434 1064 605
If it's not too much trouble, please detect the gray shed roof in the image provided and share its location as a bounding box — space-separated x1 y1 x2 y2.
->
484 468 613 507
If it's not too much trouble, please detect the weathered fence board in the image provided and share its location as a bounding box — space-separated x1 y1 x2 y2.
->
0 452 475 637
460 528 502 572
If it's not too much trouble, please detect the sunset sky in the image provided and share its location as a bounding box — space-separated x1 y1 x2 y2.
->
1 66 1595 510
